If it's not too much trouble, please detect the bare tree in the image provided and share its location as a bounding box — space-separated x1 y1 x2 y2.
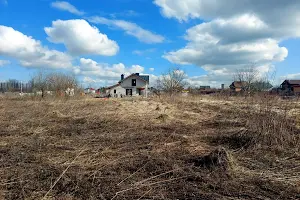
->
233 65 259 92
31 71 48 98
47 73 77 96
251 69 274 92
31 71 78 98
157 69 187 96
233 65 276 92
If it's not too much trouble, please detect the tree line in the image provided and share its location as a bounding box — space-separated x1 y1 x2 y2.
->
0 79 32 93
155 66 274 95
31 72 78 98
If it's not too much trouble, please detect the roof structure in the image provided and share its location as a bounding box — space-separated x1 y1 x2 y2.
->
106 73 150 90
120 73 149 84
139 75 150 83
106 83 120 90
231 81 247 88
285 80 300 85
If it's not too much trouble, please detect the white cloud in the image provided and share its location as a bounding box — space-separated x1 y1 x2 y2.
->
51 1 84 16
82 77 119 86
83 77 106 84
88 16 165 44
0 60 10 66
83 77 96 83
164 36 287 67
154 0 300 25
184 72 244 88
133 48 156 55
74 58 145 82
45 19 119 56
149 68 155 72
110 10 140 18
272 73 300 86
132 50 143 56
0 25 72 69
281 73 300 80
153 0 300 85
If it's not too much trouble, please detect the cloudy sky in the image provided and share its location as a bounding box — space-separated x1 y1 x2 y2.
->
0 0 300 87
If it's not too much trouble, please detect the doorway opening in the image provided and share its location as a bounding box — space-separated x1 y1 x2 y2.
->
126 89 132 96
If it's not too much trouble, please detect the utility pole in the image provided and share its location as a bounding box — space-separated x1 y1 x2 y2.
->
20 81 23 93
146 82 148 98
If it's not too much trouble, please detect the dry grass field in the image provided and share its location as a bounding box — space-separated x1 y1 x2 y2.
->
0 95 300 199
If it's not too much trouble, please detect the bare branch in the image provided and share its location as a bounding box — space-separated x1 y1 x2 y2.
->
157 68 187 95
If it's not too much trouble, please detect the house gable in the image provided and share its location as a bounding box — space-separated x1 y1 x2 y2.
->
287 80 300 85
281 80 300 87
280 80 300 95
120 74 147 88
105 73 150 97
120 74 149 84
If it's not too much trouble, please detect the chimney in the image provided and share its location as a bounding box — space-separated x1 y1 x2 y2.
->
221 84 225 90
135 73 140 76
121 74 124 81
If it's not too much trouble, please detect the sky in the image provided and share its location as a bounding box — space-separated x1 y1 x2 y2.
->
0 0 300 88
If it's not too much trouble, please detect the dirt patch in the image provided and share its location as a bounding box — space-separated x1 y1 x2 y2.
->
189 147 234 171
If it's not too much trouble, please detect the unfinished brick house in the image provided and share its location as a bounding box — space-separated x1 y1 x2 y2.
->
106 73 149 98
229 81 248 92
280 80 300 95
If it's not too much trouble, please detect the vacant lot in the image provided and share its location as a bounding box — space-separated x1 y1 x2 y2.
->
0 96 300 199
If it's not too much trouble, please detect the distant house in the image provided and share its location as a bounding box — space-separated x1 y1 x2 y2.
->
84 88 96 94
65 88 75 96
268 87 280 95
199 86 211 90
182 89 189 96
106 73 150 98
230 81 247 92
280 80 300 95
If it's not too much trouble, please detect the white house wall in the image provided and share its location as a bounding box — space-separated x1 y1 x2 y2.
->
121 76 146 87
109 85 125 97
120 76 147 96
107 75 149 97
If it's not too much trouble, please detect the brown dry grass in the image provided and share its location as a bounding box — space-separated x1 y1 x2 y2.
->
0 95 299 199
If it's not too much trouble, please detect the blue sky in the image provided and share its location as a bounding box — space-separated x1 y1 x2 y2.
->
0 0 300 87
